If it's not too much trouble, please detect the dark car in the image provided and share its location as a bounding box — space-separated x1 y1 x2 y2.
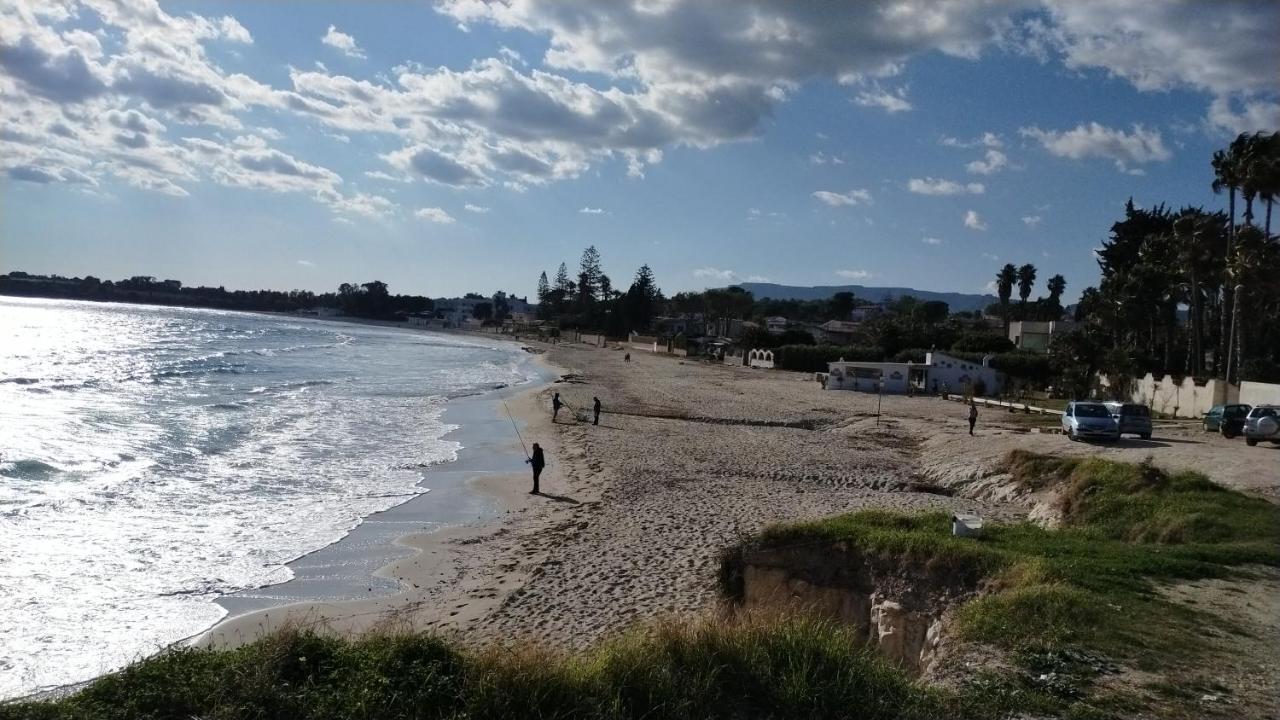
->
1204 404 1251 438
1105 401 1153 439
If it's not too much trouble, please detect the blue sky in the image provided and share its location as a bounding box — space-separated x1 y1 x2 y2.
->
2 1 1277 302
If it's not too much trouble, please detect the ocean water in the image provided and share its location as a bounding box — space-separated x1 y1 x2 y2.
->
0 297 534 699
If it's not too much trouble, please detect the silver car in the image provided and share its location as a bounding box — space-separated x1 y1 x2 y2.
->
1243 405 1280 447
1063 401 1120 442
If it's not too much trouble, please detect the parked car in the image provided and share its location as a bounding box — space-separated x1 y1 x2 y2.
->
1243 405 1280 447
1104 402 1153 439
1063 401 1120 442
1203 404 1251 438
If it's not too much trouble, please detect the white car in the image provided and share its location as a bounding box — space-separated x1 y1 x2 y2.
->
1062 401 1120 442
1244 405 1280 447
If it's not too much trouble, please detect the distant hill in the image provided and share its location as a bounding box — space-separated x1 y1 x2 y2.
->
732 282 996 313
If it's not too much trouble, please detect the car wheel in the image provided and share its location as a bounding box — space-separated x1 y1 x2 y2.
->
1222 428 1237 439
1246 438 1258 447
1141 433 1151 440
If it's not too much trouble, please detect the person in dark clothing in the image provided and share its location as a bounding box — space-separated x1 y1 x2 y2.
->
592 396 601 425
968 401 978 436
526 443 545 494
552 392 563 421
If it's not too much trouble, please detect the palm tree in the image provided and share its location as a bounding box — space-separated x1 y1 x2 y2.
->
1227 225 1269 382
1173 211 1218 376
1016 263 1037 314
996 263 1017 334
1212 141 1243 375
1045 274 1067 319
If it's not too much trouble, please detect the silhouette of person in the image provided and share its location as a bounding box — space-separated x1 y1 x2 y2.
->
624 352 631 362
932 379 938 395
592 396 601 426
526 443 545 494
552 392 563 421
968 401 978 436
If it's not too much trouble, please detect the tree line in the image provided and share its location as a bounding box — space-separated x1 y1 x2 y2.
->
0 272 434 320
1049 130 1280 392
534 245 663 336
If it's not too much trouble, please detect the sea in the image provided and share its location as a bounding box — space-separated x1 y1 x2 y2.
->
0 297 536 699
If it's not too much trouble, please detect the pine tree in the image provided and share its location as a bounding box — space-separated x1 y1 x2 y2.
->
536 271 550 305
579 245 602 301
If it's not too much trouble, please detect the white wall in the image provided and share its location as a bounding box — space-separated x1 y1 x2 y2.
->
1240 381 1280 406
1126 374 1230 418
748 349 775 369
924 352 1003 395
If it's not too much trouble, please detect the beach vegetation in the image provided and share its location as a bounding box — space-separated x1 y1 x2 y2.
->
733 453 1280 717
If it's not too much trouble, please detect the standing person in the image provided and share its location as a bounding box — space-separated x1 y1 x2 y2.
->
526 443 545 494
552 392 563 421
592 396 601 426
968 401 978 436
624 352 630 362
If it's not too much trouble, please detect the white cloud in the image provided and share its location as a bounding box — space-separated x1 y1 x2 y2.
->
578 206 605 214
744 275 770 282
836 269 872 280
941 132 1003 149
321 25 366 60
908 178 985 195
330 192 394 218
921 236 943 245
963 210 987 230
463 203 490 213
1020 122 1171 173
812 189 872 206
297 259 314 267
965 149 1008 175
415 206 456 224
693 267 738 282
853 85 912 113
1206 96 1280 136
1022 215 1042 227
218 17 253 44
981 252 1000 261
498 46 525 66
808 151 844 165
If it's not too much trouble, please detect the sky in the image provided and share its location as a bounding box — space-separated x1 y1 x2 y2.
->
2 1 1278 303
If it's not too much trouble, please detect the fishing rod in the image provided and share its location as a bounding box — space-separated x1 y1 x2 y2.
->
500 393 531 459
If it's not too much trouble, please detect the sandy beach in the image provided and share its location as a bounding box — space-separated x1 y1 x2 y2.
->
204 337 1279 656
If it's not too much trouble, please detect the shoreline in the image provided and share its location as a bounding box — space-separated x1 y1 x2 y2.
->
194 347 564 650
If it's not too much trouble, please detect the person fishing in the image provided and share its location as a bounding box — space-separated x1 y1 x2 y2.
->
968 400 978 436
552 392 563 421
526 442 545 494
592 396 601 426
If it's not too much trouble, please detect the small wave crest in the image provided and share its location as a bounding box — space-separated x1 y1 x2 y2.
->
0 459 62 480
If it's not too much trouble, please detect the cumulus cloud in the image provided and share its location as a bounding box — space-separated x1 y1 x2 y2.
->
922 236 943 245
812 189 872 206
3 0 1275 210
836 269 872 280
415 207 456 224
853 85 912 113
297 259 314 267
693 267 738 282
1020 122 1171 173
808 151 844 165
965 149 1008 175
578 206 604 214
322 25 366 59
463 203 490 213
1022 215 1042 227
908 178 985 195
964 210 987 230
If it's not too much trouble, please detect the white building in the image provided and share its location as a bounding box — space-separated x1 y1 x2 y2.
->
765 316 788 334
1008 320 1074 352
826 351 1003 396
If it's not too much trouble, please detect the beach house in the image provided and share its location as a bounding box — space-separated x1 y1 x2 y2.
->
825 351 1003 395
1007 320 1074 352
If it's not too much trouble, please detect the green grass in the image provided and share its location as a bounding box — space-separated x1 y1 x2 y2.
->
6 616 959 720
738 452 1280 715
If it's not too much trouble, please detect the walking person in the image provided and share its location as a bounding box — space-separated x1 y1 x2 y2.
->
526 443 545 494
968 400 978 436
552 392 563 422
592 396 601 426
